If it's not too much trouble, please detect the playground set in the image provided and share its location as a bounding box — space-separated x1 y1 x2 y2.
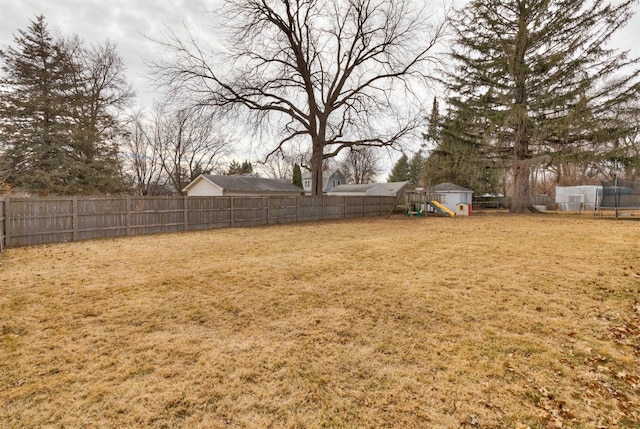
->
403 188 458 218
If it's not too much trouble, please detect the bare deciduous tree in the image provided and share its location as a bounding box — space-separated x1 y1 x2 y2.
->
152 0 448 195
340 146 381 184
122 111 167 196
154 104 230 194
259 153 293 181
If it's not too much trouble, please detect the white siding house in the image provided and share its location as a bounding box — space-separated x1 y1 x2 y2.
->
301 169 347 193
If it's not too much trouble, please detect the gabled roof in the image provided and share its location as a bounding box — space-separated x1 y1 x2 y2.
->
327 181 408 196
328 183 378 193
183 174 302 193
434 182 473 193
371 181 409 196
301 168 345 179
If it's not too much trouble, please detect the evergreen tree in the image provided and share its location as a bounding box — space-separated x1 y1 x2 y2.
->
0 16 133 195
226 160 253 175
423 109 503 195
424 97 440 148
226 160 242 175
408 152 424 186
241 160 253 175
292 163 303 188
447 0 640 212
387 153 410 182
0 16 73 195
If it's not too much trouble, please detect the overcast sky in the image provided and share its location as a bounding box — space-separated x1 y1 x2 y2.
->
2 0 638 104
1 0 639 170
0 0 226 106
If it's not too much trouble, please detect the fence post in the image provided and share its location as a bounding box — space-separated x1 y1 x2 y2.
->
4 197 10 248
126 196 131 236
230 197 234 228
184 195 189 231
343 196 347 219
0 198 4 252
72 197 78 241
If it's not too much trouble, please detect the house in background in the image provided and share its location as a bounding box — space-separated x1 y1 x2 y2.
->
302 169 347 193
326 181 408 197
183 174 303 197
434 182 473 213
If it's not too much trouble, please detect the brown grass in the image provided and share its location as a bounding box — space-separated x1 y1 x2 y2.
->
1 212 639 428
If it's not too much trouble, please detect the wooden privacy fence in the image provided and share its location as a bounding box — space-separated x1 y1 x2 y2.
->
0 198 4 253
0 195 399 248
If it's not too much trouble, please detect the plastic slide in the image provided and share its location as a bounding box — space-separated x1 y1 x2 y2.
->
429 200 456 217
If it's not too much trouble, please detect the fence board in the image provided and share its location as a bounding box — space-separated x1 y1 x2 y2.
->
0 198 4 253
0 195 399 248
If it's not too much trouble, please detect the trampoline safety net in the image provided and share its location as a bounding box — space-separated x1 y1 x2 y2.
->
600 178 640 209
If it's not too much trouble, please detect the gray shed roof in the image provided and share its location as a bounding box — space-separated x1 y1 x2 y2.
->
328 183 378 193
185 174 302 193
327 181 408 196
434 182 473 193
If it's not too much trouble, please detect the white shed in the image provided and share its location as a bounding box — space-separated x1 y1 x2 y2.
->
434 182 474 213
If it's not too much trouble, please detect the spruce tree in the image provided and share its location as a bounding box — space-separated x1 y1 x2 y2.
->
240 160 253 175
424 97 440 147
408 152 424 186
387 153 410 182
424 110 503 195
0 16 73 195
447 0 640 212
292 163 303 188
0 16 133 195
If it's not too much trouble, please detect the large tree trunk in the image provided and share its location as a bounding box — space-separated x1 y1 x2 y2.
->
510 8 532 213
310 142 324 196
511 158 531 212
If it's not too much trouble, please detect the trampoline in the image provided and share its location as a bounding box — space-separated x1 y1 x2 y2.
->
598 177 640 219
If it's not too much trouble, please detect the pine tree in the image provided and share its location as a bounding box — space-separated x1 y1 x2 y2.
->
408 152 424 186
387 153 410 182
292 163 303 188
424 97 440 148
226 160 242 175
423 110 503 195
226 160 253 176
447 0 640 212
0 16 133 195
240 160 253 175
0 16 73 195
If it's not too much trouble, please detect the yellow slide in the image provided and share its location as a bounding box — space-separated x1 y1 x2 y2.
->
429 200 456 217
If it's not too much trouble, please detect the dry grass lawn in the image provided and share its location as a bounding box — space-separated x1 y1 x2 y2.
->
1 212 639 428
